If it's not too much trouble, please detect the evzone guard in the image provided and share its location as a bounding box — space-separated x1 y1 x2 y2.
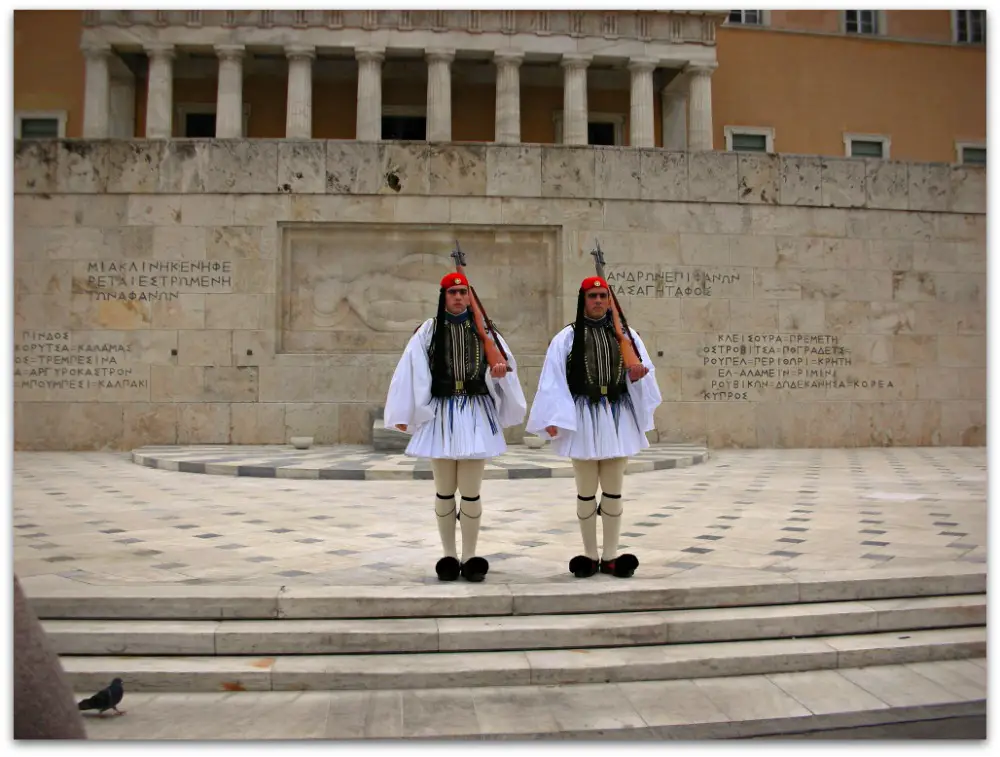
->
527 241 663 579
384 243 526 583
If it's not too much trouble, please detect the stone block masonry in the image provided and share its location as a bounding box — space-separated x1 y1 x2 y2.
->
13 139 985 449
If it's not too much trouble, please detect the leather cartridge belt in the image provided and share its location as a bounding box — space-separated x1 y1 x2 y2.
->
431 377 489 397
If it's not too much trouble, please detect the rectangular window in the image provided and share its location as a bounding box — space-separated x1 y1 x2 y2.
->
14 111 66 139
19 118 59 138
732 133 767 152
845 10 880 35
844 133 890 159
955 10 985 44
724 125 774 153
960 145 986 166
728 11 763 25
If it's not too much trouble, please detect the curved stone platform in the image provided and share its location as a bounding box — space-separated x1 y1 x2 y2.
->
130 442 709 480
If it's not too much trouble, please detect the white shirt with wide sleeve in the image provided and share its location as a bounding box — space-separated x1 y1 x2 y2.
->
384 318 527 459
526 325 662 460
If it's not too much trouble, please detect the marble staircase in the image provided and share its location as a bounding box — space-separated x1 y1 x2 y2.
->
33 567 986 714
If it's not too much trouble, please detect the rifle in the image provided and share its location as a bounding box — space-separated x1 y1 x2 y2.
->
450 241 510 372
590 239 642 370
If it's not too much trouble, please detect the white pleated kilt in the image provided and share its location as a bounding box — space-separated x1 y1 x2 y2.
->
405 394 507 460
551 394 649 460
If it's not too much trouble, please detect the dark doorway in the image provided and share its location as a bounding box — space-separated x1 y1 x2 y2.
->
184 112 216 137
382 115 426 140
588 121 616 146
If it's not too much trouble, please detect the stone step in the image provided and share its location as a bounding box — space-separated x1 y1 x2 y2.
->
43 595 986 656
76 659 988 740
59 626 986 693
24 564 987 620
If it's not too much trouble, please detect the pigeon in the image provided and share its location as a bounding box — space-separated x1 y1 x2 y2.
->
77 677 125 717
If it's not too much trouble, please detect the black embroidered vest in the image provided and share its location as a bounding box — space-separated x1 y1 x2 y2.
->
429 313 489 397
567 316 628 403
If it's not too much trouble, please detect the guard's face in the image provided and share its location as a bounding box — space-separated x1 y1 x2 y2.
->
445 286 470 315
584 288 610 319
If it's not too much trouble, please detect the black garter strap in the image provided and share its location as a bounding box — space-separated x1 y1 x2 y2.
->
459 495 481 520
600 493 622 517
436 493 455 499
577 495 596 501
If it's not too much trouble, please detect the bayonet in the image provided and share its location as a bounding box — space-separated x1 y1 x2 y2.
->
590 238 606 276
451 240 467 269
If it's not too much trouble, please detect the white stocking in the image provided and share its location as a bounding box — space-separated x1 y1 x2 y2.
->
431 459 459 559
572 459 601 560
600 494 623 561
457 459 486 562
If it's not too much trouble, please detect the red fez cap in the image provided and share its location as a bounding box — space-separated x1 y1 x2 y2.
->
580 276 609 292
441 272 470 289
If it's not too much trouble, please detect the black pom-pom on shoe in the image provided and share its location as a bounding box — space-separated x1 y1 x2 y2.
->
460 556 489 582
600 553 639 578
569 555 599 578
435 556 462 581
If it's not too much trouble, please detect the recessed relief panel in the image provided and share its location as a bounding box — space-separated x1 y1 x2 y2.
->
279 223 559 355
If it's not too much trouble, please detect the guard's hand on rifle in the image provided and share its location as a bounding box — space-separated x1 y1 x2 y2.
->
489 362 509 378
628 364 649 382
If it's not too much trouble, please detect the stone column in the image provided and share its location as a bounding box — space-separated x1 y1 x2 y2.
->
356 46 384 141
82 42 112 138
107 49 136 138
144 43 175 138
628 57 657 148
426 48 455 142
686 62 717 151
561 53 591 145
109 76 136 138
215 44 245 138
285 45 315 139
661 82 688 151
493 51 523 144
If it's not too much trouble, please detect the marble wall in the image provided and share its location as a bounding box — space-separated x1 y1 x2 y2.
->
13 139 986 449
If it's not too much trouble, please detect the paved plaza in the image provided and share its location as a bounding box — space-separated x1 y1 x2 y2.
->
13 446 987 589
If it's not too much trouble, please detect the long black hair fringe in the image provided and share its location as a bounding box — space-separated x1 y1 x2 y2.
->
567 288 591 399
429 288 449 377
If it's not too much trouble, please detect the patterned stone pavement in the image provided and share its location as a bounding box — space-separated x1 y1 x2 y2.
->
130 443 708 479
12 447 986 588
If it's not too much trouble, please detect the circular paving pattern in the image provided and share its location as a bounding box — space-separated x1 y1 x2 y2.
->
130 443 710 480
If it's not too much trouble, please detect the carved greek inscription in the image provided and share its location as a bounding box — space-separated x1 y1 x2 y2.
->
80 260 233 301
14 331 148 393
698 333 888 401
604 267 742 298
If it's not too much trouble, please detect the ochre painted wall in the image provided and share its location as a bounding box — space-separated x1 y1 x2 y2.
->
313 80 357 140
885 10 955 43
14 10 86 137
769 10 954 41
452 82 495 142
713 27 986 161
770 10 842 33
